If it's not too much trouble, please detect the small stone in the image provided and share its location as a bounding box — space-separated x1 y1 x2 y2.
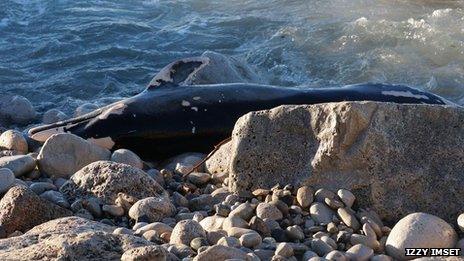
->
102 204 124 217
115 193 138 212
29 182 57 195
42 109 67 124
194 245 248 261
303 250 319 260
217 236 240 248
40 190 69 208
226 227 256 238
296 186 314 209
337 189 355 208
229 202 255 221
240 232 262 249
310 203 335 225
170 219 206 245
188 172 211 186
249 216 271 237
83 197 102 218
0 168 15 194
128 197 175 222
0 95 36 124
457 213 464 232
222 216 249 230
111 149 143 169
146 169 164 187
0 155 36 177
370 254 393 261
190 237 209 251
0 130 28 154
311 238 334 256
142 230 160 243
53 178 67 190
215 204 231 217
199 215 225 232
121 245 167 261
189 194 214 211
327 222 338 234
350 234 380 250
135 222 173 236
113 227 133 235
385 212 457 260
337 208 360 231
314 189 335 202
324 198 344 209
285 225 304 241
325 250 347 261
74 103 99 117
256 202 283 221
345 244 373 261
38 134 110 178
275 243 293 257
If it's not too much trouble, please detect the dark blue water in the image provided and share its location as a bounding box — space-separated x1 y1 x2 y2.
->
1 0 463 115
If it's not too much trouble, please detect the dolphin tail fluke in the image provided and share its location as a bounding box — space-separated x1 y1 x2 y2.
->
147 57 210 89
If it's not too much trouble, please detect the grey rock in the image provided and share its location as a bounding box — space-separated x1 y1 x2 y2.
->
111 149 143 169
310 203 335 225
0 155 36 177
129 197 176 223
0 130 28 154
337 189 355 208
40 190 70 208
0 95 36 124
103 204 125 217
311 239 333 257
240 232 262 249
74 103 99 117
42 109 67 124
193 245 248 261
170 220 206 246
121 245 167 261
385 213 457 260
29 182 56 195
275 243 293 257
60 161 167 204
0 186 72 234
229 202 255 221
227 102 464 222
0 216 154 260
0 168 15 194
256 202 283 221
38 133 110 178
345 244 373 261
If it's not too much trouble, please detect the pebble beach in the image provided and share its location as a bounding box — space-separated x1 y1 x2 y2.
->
0 94 464 260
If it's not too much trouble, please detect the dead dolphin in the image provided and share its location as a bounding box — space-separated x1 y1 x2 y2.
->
28 57 454 159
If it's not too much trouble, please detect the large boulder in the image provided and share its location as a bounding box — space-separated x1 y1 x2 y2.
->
38 133 110 178
0 186 72 234
226 102 464 222
386 213 457 260
60 161 168 205
0 217 154 260
0 95 36 125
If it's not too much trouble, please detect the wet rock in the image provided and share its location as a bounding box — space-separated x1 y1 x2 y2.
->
42 109 67 124
386 213 457 260
227 102 464 222
121 245 167 261
170 220 206 246
0 168 15 194
0 186 72 234
0 216 153 260
60 161 167 204
74 103 99 117
0 130 28 154
0 155 36 177
129 197 176 223
193 245 248 261
0 95 36 124
111 149 143 169
38 133 110 178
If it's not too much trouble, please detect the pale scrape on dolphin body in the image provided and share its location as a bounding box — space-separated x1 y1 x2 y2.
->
28 57 457 159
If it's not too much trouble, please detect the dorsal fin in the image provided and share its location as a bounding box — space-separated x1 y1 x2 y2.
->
147 57 210 90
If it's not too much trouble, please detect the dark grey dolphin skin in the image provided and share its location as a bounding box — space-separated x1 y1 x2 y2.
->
28 58 454 159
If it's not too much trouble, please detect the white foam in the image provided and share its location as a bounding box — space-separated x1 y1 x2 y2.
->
381 90 430 100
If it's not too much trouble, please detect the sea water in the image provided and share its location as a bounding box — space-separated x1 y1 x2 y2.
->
0 0 463 114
